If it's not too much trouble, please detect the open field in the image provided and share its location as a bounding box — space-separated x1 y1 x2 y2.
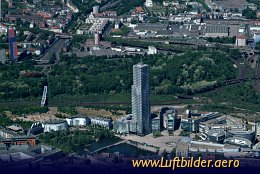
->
10 107 69 122
6 106 127 122
76 107 126 120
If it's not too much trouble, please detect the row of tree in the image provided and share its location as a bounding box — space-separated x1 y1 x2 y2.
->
0 50 237 100
39 127 115 154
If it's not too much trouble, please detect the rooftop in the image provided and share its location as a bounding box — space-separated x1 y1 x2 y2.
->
214 0 248 9
205 25 229 34
135 23 168 31
43 120 67 124
69 114 89 119
91 117 112 122
225 136 252 146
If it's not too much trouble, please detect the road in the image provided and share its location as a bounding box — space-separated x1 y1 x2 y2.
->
254 59 260 93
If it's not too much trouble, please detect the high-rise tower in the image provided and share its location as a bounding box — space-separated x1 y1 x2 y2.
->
0 0 2 21
8 28 18 61
131 63 151 136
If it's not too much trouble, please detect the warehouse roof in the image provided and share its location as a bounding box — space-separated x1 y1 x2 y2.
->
205 25 229 34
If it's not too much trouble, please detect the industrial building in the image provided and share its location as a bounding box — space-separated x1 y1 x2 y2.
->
131 63 151 136
66 115 91 127
43 120 68 132
203 25 229 37
133 23 168 36
213 0 256 12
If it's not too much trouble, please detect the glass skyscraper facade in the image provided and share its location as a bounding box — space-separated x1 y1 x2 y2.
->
131 63 151 136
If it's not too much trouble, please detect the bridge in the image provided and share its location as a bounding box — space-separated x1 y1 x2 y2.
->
41 86 48 107
92 140 127 154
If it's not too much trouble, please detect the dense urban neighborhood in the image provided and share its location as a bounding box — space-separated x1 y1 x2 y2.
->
1 0 260 171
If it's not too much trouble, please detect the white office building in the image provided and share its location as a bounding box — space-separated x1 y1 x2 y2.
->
66 116 90 127
43 120 68 132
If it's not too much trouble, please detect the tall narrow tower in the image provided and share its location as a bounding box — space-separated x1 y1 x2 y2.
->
8 28 18 61
0 0 2 21
131 63 151 136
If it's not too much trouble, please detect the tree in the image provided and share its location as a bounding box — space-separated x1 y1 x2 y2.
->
255 42 260 50
242 8 256 19
149 17 159 23
49 53 56 64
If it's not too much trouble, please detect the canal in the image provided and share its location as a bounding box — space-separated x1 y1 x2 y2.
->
75 138 156 157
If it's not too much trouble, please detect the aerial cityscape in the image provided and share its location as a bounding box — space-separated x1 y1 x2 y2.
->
1 0 260 172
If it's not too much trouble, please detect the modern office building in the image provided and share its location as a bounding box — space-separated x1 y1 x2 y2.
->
152 115 161 133
131 63 151 136
256 123 260 137
90 117 113 129
66 115 91 127
114 114 137 134
163 109 178 135
226 130 256 142
43 120 68 132
207 129 226 144
181 112 221 133
28 122 44 135
8 28 18 61
224 137 252 148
